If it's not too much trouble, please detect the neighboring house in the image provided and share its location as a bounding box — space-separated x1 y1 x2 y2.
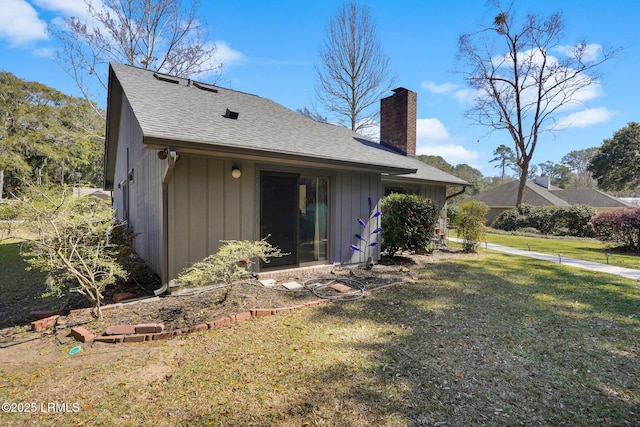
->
72 187 111 200
468 176 633 224
104 63 468 284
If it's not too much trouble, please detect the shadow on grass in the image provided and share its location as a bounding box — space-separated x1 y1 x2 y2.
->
251 253 640 425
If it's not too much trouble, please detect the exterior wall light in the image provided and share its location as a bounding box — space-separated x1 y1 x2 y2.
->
231 167 242 179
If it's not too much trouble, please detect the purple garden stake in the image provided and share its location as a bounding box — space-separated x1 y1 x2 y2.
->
350 197 382 269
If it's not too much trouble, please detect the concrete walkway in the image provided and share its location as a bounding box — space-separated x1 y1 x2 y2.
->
450 238 640 281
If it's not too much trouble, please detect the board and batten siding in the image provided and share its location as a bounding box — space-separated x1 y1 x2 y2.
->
112 95 164 276
420 184 447 208
333 170 382 265
167 155 256 281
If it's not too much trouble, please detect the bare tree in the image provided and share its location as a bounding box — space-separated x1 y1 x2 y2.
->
315 2 395 133
52 0 223 102
458 2 619 205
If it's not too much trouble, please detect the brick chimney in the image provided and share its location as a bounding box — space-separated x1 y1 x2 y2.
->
380 87 417 156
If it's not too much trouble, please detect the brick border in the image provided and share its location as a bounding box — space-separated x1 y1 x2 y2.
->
53 281 406 344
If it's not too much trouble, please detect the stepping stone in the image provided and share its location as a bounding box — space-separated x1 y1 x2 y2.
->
282 281 304 290
259 279 276 287
329 283 352 293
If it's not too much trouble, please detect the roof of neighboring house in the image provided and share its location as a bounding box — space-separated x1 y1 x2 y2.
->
467 179 632 208
105 63 468 189
73 187 111 200
469 180 570 208
550 189 633 208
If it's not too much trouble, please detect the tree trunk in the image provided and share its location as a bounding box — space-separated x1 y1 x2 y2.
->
0 168 4 203
516 158 530 206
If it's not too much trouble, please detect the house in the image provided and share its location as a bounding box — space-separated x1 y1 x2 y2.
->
104 63 468 284
468 175 633 224
72 187 111 200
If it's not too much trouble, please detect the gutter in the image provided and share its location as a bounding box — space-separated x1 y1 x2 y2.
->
446 186 467 200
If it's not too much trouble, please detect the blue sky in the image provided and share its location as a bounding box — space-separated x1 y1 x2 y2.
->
1 0 638 176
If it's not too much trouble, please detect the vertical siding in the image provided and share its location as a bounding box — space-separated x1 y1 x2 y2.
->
333 170 382 265
168 155 256 281
419 184 446 209
111 96 163 276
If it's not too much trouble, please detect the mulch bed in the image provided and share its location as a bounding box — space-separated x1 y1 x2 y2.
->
2 252 458 345
70 262 413 336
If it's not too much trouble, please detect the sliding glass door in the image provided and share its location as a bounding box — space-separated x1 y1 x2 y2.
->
298 176 328 263
260 172 329 269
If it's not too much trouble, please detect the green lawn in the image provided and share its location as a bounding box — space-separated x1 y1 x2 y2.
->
0 239 65 329
1 250 638 426
483 232 640 270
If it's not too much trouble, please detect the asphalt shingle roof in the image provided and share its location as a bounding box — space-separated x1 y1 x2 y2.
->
467 180 632 208
468 181 570 207
550 189 633 207
108 63 468 186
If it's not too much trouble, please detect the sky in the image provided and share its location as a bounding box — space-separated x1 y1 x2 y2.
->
1 0 638 176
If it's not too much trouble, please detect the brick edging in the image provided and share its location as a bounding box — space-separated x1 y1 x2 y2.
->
41 281 406 344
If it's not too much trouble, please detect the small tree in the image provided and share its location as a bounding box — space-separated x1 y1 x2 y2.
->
177 238 285 303
381 193 439 256
14 186 127 319
455 200 489 252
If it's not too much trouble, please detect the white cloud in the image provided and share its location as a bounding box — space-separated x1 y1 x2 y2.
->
421 80 459 94
192 41 246 80
555 43 602 62
33 47 55 58
417 118 449 141
552 107 615 129
213 41 246 67
0 0 48 45
420 79 476 105
453 88 476 104
33 0 91 17
415 118 480 165
416 143 481 165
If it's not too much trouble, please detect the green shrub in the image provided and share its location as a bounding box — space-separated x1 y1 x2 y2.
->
381 193 439 256
457 200 489 252
492 203 533 231
591 207 640 252
493 204 595 237
517 227 540 234
557 205 596 237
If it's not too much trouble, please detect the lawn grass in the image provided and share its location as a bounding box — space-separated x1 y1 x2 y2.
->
483 232 640 270
1 251 638 426
0 239 66 329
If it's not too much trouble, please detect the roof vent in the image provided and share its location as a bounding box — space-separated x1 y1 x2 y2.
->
223 108 239 120
193 81 218 93
153 72 179 84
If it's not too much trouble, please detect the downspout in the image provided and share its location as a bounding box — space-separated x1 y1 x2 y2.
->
155 147 178 296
